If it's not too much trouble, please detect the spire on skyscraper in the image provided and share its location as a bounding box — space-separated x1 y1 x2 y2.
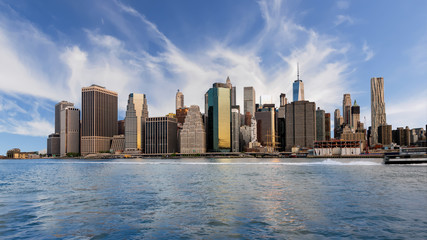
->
297 62 300 80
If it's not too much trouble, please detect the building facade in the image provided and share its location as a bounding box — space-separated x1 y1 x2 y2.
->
145 117 177 154
342 94 352 126
285 101 316 151
316 108 325 141
351 100 360 131
47 133 60 156
60 107 80 156
176 90 184 110
255 105 276 150
325 113 331 140
378 124 392 145
125 93 149 152
81 84 118 155
207 83 231 152
231 106 240 152
243 86 256 119
371 77 386 145
180 105 206 154
55 101 74 134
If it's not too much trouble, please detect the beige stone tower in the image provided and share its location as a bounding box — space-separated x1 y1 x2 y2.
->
180 105 206 153
371 77 386 145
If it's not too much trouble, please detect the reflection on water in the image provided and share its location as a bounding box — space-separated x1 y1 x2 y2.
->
0 158 426 239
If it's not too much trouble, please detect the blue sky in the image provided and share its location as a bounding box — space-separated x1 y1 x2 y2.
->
0 0 426 154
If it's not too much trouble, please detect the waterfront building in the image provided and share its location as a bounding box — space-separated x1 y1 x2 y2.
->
292 64 304 102
378 124 392 145
341 125 367 150
371 77 387 145
145 117 177 154
207 82 231 152
392 127 411 146
255 104 276 151
325 113 331 140
60 107 80 156
81 84 118 155
231 106 240 152
244 86 256 120
343 94 352 126
117 120 125 135
47 133 60 156
176 90 184 110
6 148 38 159
314 140 362 156
285 101 316 151
125 93 149 152
239 117 258 151
351 100 360 131
180 105 206 154
111 135 125 153
316 107 325 141
55 101 74 134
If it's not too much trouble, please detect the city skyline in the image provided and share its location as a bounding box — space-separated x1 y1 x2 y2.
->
0 0 426 154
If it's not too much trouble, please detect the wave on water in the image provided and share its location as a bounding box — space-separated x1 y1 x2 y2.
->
40 159 382 166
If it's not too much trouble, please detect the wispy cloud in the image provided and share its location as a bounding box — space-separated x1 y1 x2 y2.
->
0 0 356 136
334 15 354 26
362 40 374 61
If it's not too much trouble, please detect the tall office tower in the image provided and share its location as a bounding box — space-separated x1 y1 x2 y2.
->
325 113 331 140
392 127 411 146
342 94 352 126
204 92 209 115
285 101 316 151
378 124 392 145
125 93 149 152
316 107 325 141
371 77 386 145
176 90 184 110
180 105 206 153
231 106 240 152
334 109 343 138
292 64 304 102
351 100 360 130
207 82 231 152
55 101 74 134
60 107 80 156
47 133 60 156
81 84 118 155
280 93 287 107
244 86 256 119
255 104 276 150
145 117 177 154
231 87 236 106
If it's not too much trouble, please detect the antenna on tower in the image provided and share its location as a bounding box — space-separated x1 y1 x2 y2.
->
297 62 300 80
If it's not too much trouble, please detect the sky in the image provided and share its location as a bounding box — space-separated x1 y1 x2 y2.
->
0 0 426 154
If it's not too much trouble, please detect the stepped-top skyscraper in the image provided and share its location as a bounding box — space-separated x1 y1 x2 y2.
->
371 77 386 145
176 90 184 110
81 84 118 155
293 63 304 102
243 87 256 119
125 93 149 152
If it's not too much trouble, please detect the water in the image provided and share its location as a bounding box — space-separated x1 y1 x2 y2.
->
1 158 426 239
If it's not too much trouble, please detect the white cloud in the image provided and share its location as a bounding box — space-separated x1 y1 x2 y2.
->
362 41 374 61
0 0 361 137
334 15 354 26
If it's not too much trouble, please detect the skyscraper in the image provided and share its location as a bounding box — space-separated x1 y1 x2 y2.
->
316 107 325 141
285 101 316 150
343 94 352 126
55 101 74 134
145 117 177 154
244 86 256 119
351 100 360 131
255 104 276 150
176 90 184 110
371 77 386 145
81 84 118 155
60 106 80 156
125 93 149 152
334 109 343 138
231 106 240 152
292 64 304 102
325 113 331 140
180 105 206 153
207 82 231 152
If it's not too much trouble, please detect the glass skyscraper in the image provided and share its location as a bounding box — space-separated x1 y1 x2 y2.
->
207 83 231 152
